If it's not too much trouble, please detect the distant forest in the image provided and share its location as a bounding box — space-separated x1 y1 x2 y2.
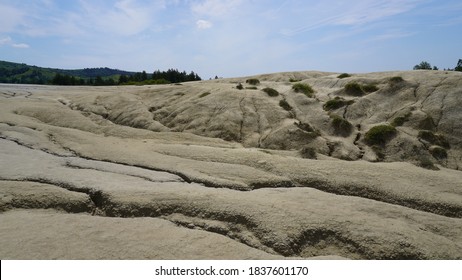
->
52 69 201 86
0 60 202 86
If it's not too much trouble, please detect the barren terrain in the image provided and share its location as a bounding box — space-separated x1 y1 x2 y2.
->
1 70 461 259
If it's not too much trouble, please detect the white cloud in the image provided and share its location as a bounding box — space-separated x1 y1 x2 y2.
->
0 36 29 48
0 4 25 33
333 0 420 25
281 0 423 36
191 0 244 17
0 36 12 45
196 19 213 29
78 0 164 36
12 43 30 48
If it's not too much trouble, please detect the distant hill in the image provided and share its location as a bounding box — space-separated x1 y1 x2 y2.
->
0 60 135 85
0 60 202 85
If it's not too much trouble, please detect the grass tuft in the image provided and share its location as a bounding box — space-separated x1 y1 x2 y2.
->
300 146 317 159
199 92 211 98
262 87 279 97
344 82 378 96
330 114 353 136
279 99 292 111
364 124 397 146
418 130 450 148
323 97 354 111
246 78 260 85
292 83 315 97
430 146 448 159
337 73 351 79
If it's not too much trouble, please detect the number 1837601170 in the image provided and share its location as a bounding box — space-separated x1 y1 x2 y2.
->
248 266 309 276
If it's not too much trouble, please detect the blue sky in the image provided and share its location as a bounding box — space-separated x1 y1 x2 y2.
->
1 0 461 79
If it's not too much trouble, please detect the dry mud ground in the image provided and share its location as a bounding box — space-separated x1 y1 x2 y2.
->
0 70 461 259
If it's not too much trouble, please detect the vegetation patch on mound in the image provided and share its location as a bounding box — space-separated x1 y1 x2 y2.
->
364 124 397 146
418 130 450 148
279 99 292 111
246 78 260 85
292 83 315 97
295 122 320 138
417 156 439 170
430 146 448 159
300 146 317 159
330 114 353 137
391 112 411 127
388 76 404 84
337 73 351 79
199 92 211 98
344 82 378 96
262 87 279 97
323 97 354 111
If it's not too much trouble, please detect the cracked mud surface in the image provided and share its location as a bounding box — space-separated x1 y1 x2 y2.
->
1 70 461 259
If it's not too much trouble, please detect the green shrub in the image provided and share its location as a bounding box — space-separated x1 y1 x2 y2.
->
323 97 354 111
418 115 435 130
391 116 406 127
300 146 317 159
262 87 279 97
364 124 397 145
296 122 315 133
418 130 434 142
292 83 315 97
199 92 211 98
337 73 351 79
295 122 320 137
246 78 260 85
344 82 364 96
371 145 385 161
362 84 379 93
417 156 439 170
418 130 450 148
389 76 404 83
125 78 170 85
289 78 301 82
246 86 258 90
236 83 243 90
344 82 378 96
330 114 353 136
279 99 292 111
294 122 320 139
430 146 448 159
391 112 411 127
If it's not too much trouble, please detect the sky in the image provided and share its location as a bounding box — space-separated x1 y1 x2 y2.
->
1 0 461 79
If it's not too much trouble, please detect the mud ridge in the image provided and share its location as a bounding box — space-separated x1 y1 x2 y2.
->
0 179 97 213
89 195 281 255
297 179 462 218
1 178 103 211
2 135 459 217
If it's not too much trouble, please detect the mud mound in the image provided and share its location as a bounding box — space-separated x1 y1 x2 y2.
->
0 71 461 259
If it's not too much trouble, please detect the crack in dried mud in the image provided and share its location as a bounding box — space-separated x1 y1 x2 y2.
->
296 179 462 218
238 96 246 142
1 135 459 217
1 178 436 259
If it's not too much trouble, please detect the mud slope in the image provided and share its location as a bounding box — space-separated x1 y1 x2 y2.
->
0 70 461 259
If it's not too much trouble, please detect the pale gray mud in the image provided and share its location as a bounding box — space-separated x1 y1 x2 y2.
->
0 70 461 259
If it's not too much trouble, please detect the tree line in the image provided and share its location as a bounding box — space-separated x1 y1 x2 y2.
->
51 74 118 86
413 59 462 71
0 68 48 84
51 69 202 86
